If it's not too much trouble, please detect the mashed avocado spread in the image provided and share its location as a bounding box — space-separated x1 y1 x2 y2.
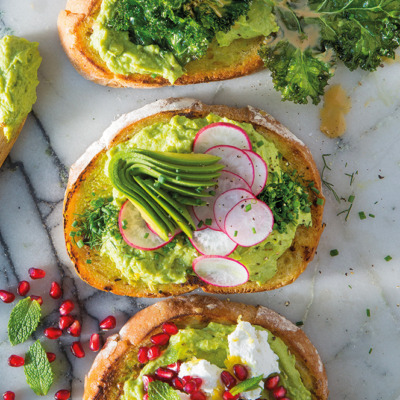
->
121 321 311 400
71 114 311 289
0 35 41 141
90 0 278 82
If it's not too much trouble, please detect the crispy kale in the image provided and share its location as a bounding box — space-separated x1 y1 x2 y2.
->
259 0 400 105
107 0 250 66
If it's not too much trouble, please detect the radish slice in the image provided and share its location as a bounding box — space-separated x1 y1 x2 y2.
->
205 145 254 187
189 228 237 256
244 150 268 195
224 199 274 247
193 171 251 231
193 122 252 153
119 200 172 250
214 188 255 231
193 256 249 287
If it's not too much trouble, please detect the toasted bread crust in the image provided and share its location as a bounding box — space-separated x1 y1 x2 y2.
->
0 118 27 168
57 0 264 87
63 98 324 297
84 296 328 400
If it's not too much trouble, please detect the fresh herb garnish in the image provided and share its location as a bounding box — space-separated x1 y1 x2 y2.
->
8 297 41 346
245 204 252 212
384 255 392 262
366 308 371 317
321 154 340 203
148 380 180 400
296 321 304 326
359 211 367 220
330 249 339 257
205 218 212 226
230 375 264 396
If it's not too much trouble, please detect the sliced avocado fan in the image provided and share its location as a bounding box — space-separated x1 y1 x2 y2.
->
108 149 224 240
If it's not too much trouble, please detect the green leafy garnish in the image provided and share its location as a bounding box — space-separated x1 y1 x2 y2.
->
8 297 41 346
330 249 339 257
230 375 264 396
384 255 392 261
148 381 180 400
24 340 54 396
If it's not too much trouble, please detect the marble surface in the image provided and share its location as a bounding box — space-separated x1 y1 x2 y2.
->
1 2 400 400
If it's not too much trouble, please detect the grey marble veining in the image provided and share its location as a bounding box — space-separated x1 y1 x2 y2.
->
1 1 400 400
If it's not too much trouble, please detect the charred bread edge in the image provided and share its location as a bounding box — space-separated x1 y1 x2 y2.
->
84 295 328 400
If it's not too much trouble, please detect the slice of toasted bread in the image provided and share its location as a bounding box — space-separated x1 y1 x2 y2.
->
63 98 324 297
0 118 27 168
84 295 328 400
57 0 264 87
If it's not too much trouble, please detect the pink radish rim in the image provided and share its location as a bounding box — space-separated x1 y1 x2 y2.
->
244 150 268 196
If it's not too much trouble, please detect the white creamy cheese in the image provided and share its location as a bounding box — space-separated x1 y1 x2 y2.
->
228 320 280 400
178 358 223 395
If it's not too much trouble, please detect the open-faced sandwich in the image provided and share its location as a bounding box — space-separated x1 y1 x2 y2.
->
0 35 41 168
58 0 400 104
63 98 324 297
84 295 328 400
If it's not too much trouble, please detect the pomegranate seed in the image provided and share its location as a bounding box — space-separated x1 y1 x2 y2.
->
29 268 46 279
59 315 75 330
222 391 240 400
150 333 169 346
280 398 290 400
272 386 287 399
142 375 155 392
0 290 15 303
143 394 149 400
147 345 161 360
89 333 101 352
44 327 63 340
8 355 24 367
182 376 192 384
184 381 197 394
17 280 30 296
49 282 62 299
191 391 207 400
46 352 56 363
99 315 116 330
155 367 176 380
194 378 202 389
59 300 74 316
30 295 43 305
54 389 71 400
138 346 149 363
221 371 236 389
265 375 280 390
67 320 81 337
172 377 184 391
167 361 181 373
3 392 15 400
233 364 248 381
162 322 178 335
70 341 85 358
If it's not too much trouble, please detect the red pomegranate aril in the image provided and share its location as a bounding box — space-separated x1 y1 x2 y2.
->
30 295 43 305
138 346 149 363
45 327 63 340
8 355 24 367
265 375 280 390
59 300 74 316
70 341 85 358
155 367 176 380
190 391 207 400
182 376 192 384
280 398 290 400
54 389 71 400
194 378 202 389
167 361 181 373
59 315 75 330
0 290 15 303
233 364 248 381
162 321 179 335
67 320 81 337
99 315 116 330
142 375 155 392
221 371 236 389
184 381 197 394
272 386 287 399
222 391 240 400
46 352 56 363
49 282 62 299
3 392 15 400
150 333 169 346
147 345 161 360
89 333 101 352
172 377 184 391
29 267 46 279
17 280 30 296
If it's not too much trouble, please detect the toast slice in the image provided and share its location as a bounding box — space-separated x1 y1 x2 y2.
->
84 295 328 400
57 0 264 87
63 98 324 297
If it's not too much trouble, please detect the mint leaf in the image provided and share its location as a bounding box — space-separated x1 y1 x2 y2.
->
148 381 180 400
8 297 41 345
24 340 54 395
230 375 264 396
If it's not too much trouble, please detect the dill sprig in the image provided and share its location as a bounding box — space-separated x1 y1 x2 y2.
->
321 154 340 203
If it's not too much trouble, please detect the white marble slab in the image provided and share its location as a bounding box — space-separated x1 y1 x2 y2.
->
1 2 400 400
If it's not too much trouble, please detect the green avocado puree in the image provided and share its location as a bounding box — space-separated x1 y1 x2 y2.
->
90 0 277 82
121 322 311 400
0 35 41 141
100 114 311 288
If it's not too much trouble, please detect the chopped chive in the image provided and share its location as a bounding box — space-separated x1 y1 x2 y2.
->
209 190 216 196
86 259 92 264
257 141 264 147
359 211 367 220
122 219 128 229
369 348 373 354
77 239 85 248
348 285 352 289
234 230 238 237
158 175 166 184
205 218 212 226
311 187 320 194
154 253 160 260
384 255 392 262
151 73 157 78
144 232 149 239
197 220 204 228
295 321 304 326
72 221 78 228
308 181 315 187
348 195 355 203
369 214 375 218
176 176 182 181
252 227 256 234
366 309 370 317
245 204 252 212
316 198 324 206
69 231 76 237
330 249 339 257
